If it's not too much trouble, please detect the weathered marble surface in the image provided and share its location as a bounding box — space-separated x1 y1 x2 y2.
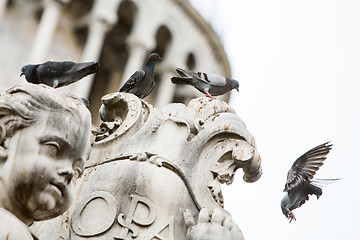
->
0 83 92 239
33 92 261 239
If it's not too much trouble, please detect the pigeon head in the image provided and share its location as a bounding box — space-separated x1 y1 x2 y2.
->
20 64 37 83
228 78 239 92
147 53 162 63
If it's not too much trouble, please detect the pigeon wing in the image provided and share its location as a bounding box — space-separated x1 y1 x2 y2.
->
175 68 226 86
37 61 76 78
69 62 99 79
205 73 226 87
119 70 145 92
175 68 206 82
284 142 332 192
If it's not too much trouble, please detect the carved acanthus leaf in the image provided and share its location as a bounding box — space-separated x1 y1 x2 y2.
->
208 140 262 207
94 92 151 142
211 160 238 185
232 141 262 183
92 121 121 141
210 140 261 186
208 179 224 207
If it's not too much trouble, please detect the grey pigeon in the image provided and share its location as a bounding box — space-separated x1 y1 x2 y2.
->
119 53 162 98
20 61 100 88
281 142 339 222
171 68 239 98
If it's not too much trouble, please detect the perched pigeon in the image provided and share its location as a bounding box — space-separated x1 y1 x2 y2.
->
171 68 239 98
281 142 339 222
20 61 100 88
119 53 162 98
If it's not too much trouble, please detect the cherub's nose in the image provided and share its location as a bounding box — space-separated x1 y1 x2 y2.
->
57 168 74 185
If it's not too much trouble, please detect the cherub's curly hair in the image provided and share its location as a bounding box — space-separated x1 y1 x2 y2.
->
0 83 91 148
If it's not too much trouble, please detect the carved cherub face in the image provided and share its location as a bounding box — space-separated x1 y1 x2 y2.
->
1 110 91 221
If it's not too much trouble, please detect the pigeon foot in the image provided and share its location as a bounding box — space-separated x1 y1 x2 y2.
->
52 80 59 88
287 211 296 223
205 91 216 99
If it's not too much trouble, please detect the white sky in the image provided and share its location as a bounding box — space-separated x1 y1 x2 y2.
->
191 0 360 239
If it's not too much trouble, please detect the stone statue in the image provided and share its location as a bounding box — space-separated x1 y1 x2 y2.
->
33 91 261 240
0 83 93 239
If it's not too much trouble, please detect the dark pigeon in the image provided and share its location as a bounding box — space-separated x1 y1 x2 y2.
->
281 142 340 222
20 61 100 88
171 68 239 98
119 53 162 98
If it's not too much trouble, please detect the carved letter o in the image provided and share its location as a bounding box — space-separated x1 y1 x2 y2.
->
71 191 117 237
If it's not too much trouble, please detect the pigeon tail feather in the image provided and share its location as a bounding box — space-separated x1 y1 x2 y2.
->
171 77 194 85
175 68 192 77
311 178 341 189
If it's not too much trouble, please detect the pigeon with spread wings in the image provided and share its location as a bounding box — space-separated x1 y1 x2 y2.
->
281 142 339 222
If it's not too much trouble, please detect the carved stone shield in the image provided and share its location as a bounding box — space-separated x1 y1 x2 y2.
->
33 92 261 240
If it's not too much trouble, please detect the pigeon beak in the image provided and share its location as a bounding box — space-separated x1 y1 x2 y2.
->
20 72 24 77
236 87 239 92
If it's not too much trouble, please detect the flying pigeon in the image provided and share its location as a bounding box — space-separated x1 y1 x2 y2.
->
281 142 339 223
119 53 162 98
20 61 100 88
171 68 239 98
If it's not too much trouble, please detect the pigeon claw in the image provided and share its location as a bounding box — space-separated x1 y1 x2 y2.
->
52 80 59 88
287 211 296 223
204 91 216 99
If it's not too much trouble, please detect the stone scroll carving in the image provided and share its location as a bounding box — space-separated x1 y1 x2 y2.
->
33 92 261 240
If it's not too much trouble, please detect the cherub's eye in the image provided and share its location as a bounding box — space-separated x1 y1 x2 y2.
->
73 160 84 179
73 166 83 179
43 141 60 156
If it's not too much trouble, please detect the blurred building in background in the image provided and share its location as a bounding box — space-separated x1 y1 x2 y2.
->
0 0 231 124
